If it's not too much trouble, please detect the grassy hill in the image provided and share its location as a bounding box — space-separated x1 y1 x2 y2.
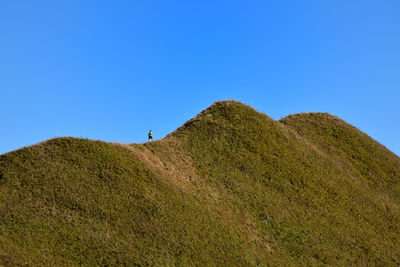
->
1 101 399 266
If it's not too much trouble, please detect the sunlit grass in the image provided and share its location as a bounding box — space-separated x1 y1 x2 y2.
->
1 101 399 265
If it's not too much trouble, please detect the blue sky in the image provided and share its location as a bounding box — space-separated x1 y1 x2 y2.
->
1 1 399 156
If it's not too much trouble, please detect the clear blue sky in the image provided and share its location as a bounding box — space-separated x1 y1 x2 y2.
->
1 1 399 156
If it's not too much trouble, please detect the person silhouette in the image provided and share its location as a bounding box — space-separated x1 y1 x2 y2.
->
148 130 153 142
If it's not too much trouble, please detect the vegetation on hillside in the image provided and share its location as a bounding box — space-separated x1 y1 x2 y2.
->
1 101 399 266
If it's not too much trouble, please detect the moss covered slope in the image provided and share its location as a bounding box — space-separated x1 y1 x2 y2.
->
1 101 399 266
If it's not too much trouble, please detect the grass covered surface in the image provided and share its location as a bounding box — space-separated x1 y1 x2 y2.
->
1 101 399 266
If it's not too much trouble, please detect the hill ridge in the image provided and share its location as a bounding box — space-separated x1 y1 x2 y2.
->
1 101 399 266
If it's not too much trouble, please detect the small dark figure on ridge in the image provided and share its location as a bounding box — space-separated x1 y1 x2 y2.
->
148 130 153 142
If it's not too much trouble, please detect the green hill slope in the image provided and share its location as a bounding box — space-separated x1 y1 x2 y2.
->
1 101 399 266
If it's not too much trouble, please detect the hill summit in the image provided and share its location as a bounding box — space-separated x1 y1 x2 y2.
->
1 101 399 266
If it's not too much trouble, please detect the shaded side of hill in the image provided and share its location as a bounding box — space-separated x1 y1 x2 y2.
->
280 112 400 202
1 101 400 266
168 101 400 265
